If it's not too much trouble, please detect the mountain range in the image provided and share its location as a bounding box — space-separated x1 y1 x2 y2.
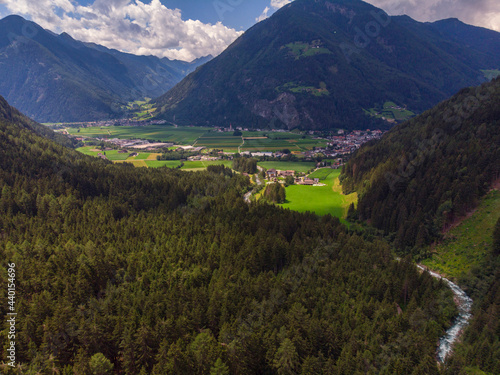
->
153 0 500 130
0 15 211 122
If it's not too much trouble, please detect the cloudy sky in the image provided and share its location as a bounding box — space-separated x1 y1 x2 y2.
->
0 0 498 61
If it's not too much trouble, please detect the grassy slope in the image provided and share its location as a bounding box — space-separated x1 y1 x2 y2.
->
279 169 357 218
180 160 233 170
69 126 210 145
421 189 500 280
76 147 129 161
145 160 182 168
258 161 316 173
70 126 326 151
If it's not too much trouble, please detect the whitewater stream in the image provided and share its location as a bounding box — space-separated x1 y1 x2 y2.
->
417 265 473 362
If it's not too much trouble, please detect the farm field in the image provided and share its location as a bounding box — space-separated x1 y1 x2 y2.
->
242 137 326 152
114 160 148 167
308 168 335 180
68 126 327 152
279 169 357 218
421 189 500 281
77 147 177 168
258 161 316 173
180 160 233 170
76 147 131 161
68 126 210 144
76 146 236 170
144 160 182 168
242 131 301 138
365 101 415 122
195 133 242 151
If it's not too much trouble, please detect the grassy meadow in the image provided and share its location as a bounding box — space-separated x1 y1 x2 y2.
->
279 169 357 218
242 137 326 152
69 126 210 145
421 189 500 280
76 147 234 170
365 101 415 122
194 132 243 151
258 161 316 173
180 160 233 171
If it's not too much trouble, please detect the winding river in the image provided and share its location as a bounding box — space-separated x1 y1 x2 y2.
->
417 265 473 362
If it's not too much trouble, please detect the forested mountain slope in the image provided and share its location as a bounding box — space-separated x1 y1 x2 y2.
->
153 0 500 130
341 78 500 250
0 15 208 122
0 95 457 374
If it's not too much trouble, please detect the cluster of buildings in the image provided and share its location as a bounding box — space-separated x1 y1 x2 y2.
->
266 169 295 179
266 169 321 185
327 129 384 155
94 138 173 150
188 155 223 162
72 119 168 128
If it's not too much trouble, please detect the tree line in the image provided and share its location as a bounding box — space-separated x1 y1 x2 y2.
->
0 95 458 374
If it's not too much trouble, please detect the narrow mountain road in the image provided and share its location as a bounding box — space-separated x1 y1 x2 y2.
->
244 166 264 203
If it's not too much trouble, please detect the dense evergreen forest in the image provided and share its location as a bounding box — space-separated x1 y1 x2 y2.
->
0 96 459 374
446 250 500 374
342 78 500 251
264 183 287 204
341 79 500 374
232 157 258 174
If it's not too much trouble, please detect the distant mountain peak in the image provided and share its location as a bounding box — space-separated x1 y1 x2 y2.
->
0 17 210 122
152 0 500 130
0 14 27 23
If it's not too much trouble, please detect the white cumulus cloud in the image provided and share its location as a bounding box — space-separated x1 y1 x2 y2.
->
0 0 243 61
256 6 270 22
257 0 293 22
271 0 293 9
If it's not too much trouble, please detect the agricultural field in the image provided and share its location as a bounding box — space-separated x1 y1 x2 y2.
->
421 189 500 281
279 169 358 218
276 81 330 97
194 132 243 151
242 137 326 152
308 168 335 180
125 99 156 121
76 146 235 170
258 161 316 173
114 160 148 167
76 147 131 161
285 41 333 59
242 131 301 139
68 126 210 145
68 125 327 152
364 101 415 122
77 147 173 167
180 160 233 171
144 160 182 168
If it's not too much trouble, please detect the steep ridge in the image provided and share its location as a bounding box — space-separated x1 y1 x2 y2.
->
153 0 500 130
0 15 209 122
